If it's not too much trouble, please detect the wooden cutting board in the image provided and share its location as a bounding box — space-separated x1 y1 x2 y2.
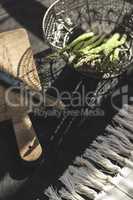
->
0 28 43 162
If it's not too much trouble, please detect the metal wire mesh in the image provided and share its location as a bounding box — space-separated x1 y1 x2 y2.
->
43 0 133 47
42 0 133 77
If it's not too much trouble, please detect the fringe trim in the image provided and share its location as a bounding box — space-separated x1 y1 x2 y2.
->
45 105 133 200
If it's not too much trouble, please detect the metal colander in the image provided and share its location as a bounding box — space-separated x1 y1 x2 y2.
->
42 0 133 77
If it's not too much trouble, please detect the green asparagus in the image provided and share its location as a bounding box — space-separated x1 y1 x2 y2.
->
47 31 127 75
68 32 94 49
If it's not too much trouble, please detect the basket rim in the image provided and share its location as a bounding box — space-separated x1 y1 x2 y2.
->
42 0 126 50
42 0 61 49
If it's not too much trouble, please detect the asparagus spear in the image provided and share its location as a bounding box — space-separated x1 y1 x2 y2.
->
110 48 120 62
79 35 105 54
72 34 100 51
45 32 94 60
81 35 103 49
68 32 94 49
104 34 127 56
47 31 127 75
77 33 126 64
73 40 85 51
74 33 127 72
75 54 101 68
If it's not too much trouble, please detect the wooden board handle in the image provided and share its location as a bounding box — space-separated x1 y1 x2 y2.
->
12 113 42 162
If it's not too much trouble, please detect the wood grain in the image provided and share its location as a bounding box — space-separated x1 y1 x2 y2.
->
0 28 43 162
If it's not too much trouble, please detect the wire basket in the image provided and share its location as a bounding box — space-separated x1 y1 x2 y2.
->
43 0 133 78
